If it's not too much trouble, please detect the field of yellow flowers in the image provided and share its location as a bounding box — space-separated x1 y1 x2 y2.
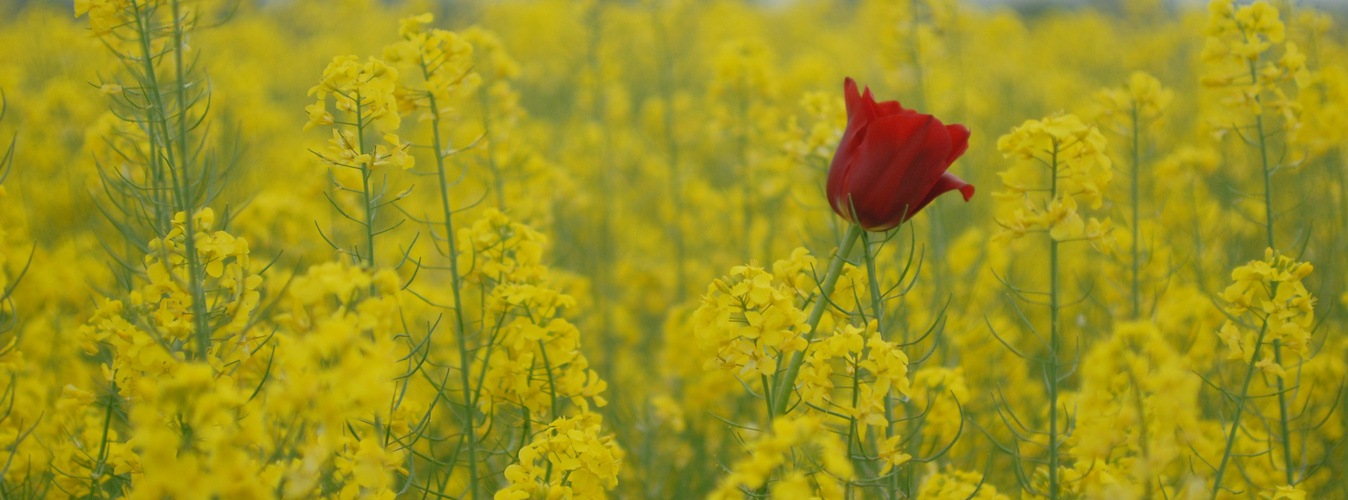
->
0 0 1345 498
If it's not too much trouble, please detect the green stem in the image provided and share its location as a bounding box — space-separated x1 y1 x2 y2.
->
908 0 945 311
1047 142 1061 500
1336 149 1348 282
653 9 687 300
169 0 211 360
1248 56 1295 486
845 354 862 500
130 0 210 358
908 0 927 112
760 374 775 426
129 0 172 233
1210 321 1274 499
738 84 753 263
421 58 481 500
1124 370 1153 499
1130 102 1142 320
861 231 900 498
356 96 376 270
771 224 864 417
539 339 561 424
584 5 620 400
475 85 506 211
1336 150 1348 317
538 337 562 484
91 386 117 498
1047 250 1061 500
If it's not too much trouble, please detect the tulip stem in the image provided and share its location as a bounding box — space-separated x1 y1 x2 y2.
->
772 224 864 418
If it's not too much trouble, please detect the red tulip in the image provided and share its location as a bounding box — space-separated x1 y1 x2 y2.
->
826 77 975 231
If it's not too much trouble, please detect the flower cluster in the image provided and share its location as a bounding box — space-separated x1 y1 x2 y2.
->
307 56 413 170
455 208 549 285
383 13 481 121
496 413 623 500
1201 0 1308 133
80 209 263 392
1217 249 1315 376
28 0 1348 498
693 264 809 377
798 320 913 440
707 416 853 499
1093 71 1174 132
1069 321 1209 495
994 113 1114 250
74 0 137 37
481 275 610 416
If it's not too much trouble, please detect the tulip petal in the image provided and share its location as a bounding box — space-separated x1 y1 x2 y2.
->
874 100 908 117
945 124 971 166
843 77 864 119
827 78 973 231
828 78 873 216
843 113 952 230
911 171 975 216
861 85 875 118
860 85 914 119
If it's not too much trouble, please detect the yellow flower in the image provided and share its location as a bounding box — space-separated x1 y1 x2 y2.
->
495 414 623 499
1235 2 1285 43
709 416 852 499
995 113 1113 249
1217 249 1315 372
877 435 912 474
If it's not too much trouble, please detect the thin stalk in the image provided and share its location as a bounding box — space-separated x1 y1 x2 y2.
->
538 337 562 484
845 354 862 500
760 374 775 426
130 0 210 358
861 231 899 498
653 7 687 300
129 0 172 233
1047 142 1062 499
907 0 946 306
1125 370 1153 499
1209 320 1274 499
91 388 117 497
1130 102 1142 319
907 0 927 112
168 0 211 360
738 84 753 263
1248 56 1295 486
420 59 480 500
356 96 376 270
771 224 864 417
1336 149 1348 278
584 4 619 399
539 338 561 424
1336 150 1348 315
475 85 506 211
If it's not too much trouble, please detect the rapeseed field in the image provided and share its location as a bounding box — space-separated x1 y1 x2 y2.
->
0 0 1345 498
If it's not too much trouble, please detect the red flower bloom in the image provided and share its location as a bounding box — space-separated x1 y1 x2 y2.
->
826 77 974 231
